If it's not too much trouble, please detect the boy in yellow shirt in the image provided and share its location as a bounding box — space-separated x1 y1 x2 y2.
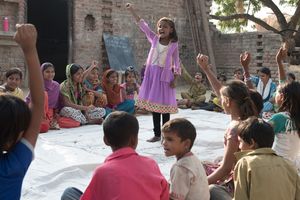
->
234 117 300 200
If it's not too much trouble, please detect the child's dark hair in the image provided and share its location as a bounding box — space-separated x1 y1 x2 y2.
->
249 89 263 115
233 68 243 74
157 17 178 42
69 64 83 77
103 111 139 148
0 95 31 154
277 81 300 136
287 72 296 81
125 66 137 79
258 67 271 78
41 62 54 71
221 80 258 120
5 67 23 79
237 117 274 148
217 73 227 82
105 69 117 79
162 118 196 150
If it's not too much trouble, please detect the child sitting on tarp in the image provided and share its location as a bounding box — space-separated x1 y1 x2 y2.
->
82 61 107 108
177 72 207 109
0 68 24 99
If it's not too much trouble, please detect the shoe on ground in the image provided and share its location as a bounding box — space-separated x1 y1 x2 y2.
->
147 136 161 142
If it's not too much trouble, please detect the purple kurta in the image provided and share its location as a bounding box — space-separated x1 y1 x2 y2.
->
135 19 180 114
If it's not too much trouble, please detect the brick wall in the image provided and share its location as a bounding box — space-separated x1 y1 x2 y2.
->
0 0 24 85
213 32 283 82
0 0 288 86
72 0 198 76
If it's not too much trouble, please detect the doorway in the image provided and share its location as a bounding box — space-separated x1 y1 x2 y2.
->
27 0 72 82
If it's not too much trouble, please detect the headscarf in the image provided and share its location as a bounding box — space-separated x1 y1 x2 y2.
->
60 64 84 105
41 63 60 109
102 69 121 106
25 62 60 108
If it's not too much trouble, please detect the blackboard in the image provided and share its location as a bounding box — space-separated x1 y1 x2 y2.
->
103 33 136 71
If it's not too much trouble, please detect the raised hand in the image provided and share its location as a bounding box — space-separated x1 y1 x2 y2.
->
14 24 37 53
240 51 251 69
126 3 132 9
91 60 98 69
276 46 288 64
196 54 210 71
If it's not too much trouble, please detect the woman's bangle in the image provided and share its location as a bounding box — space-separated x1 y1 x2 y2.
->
244 76 251 82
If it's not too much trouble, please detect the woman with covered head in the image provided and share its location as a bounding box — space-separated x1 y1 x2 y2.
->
60 63 106 125
26 62 60 132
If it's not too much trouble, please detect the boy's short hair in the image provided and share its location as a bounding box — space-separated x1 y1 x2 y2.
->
103 111 139 148
258 67 271 77
5 68 23 79
162 118 196 150
237 117 274 148
287 72 296 81
217 73 227 82
233 68 243 74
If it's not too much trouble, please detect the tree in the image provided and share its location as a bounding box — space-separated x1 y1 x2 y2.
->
210 0 300 45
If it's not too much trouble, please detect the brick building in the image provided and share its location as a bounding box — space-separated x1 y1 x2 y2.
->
0 0 283 85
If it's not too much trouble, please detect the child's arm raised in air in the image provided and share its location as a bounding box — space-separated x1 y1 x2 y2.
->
14 24 44 147
82 60 98 81
126 3 156 42
240 51 254 89
196 54 222 98
126 3 141 23
276 44 288 82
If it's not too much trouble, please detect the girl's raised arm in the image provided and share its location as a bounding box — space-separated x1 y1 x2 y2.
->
126 3 156 42
14 24 44 147
240 52 254 89
197 54 222 98
83 60 98 81
126 3 141 23
276 45 288 82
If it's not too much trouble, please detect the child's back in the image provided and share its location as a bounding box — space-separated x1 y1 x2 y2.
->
234 148 300 200
234 117 300 200
81 147 169 200
62 111 169 200
0 24 44 200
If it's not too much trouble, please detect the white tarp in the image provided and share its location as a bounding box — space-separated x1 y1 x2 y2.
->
22 109 229 200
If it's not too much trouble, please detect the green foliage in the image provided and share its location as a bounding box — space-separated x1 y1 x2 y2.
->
213 0 296 32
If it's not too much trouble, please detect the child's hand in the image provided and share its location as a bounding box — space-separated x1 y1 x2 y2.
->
126 3 133 10
276 46 288 64
240 51 251 70
91 60 98 68
14 24 37 53
196 54 210 71
170 80 176 88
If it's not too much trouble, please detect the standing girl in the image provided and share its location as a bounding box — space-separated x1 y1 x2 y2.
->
102 69 135 114
26 62 60 132
127 3 181 142
60 63 106 125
